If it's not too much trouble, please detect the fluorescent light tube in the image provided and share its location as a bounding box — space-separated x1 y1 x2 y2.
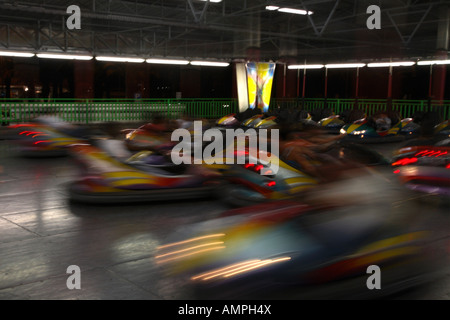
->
367 61 415 67
96 56 145 63
288 64 324 69
190 61 230 67
326 63 366 69
417 60 450 65
37 53 93 60
146 59 189 65
278 8 313 15
0 51 35 58
265 6 280 11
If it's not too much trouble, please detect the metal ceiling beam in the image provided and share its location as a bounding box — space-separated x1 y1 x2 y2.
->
186 0 211 23
0 0 445 61
387 4 434 45
301 0 341 37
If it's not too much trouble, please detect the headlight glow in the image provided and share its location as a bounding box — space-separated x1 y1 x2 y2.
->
351 130 366 136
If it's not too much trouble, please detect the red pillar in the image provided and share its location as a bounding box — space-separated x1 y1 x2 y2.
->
126 63 149 99
355 67 360 98
302 69 307 99
387 66 393 99
431 51 448 101
180 66 201 98
74 60 94 99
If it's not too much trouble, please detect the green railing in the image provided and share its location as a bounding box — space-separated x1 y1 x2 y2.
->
270 98 450 120
0 98 238 124
1 97 449 124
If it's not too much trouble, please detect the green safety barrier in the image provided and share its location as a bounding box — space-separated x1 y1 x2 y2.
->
270 98 450 120
0 98 239 124
0 98 449 125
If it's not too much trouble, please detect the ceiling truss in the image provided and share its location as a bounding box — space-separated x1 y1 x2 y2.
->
0 0 447 63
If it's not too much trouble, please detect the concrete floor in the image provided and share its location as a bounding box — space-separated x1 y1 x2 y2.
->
0 139 449 300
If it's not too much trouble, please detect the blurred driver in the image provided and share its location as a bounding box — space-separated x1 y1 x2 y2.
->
373 113 391 132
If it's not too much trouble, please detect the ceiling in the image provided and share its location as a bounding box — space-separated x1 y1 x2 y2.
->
0 0 449 64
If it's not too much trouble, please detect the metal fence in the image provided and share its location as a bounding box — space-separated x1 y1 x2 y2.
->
1 98 449 125
271 98 450 120
0 98 238 124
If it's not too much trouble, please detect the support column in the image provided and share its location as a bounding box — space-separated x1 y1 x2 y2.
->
126 63 149 99
74 60 94 99
232 2 261 112
234 62 249 113
180 66 201 98
387 65 393 111
432 5 449 101
355 67 360 109
277 23 298 99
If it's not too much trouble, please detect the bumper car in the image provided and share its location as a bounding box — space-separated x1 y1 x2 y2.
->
212 155 386 207
208 133 389 207
241 114 264 128
7 116 93 157
215 114 240 130
215 110 279 131
318 109 366 134
67 141 222 204
122 125 171 152
320 139 389 166
318 114 345 134
155 170 437 299
340 116 420 143
245 115 278 130
308 108 334 122
392 138 450 196
270 108 318 129
205 145 319 207
434 119 450 137
122 119 210 153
